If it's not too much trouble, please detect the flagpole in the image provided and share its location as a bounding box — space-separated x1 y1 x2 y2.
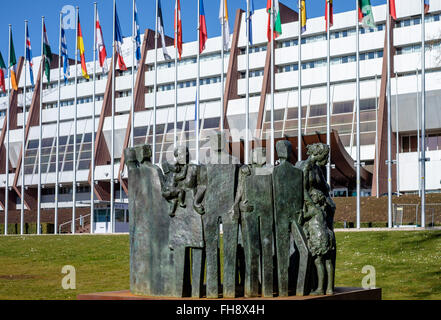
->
326 0 331 186
111 0 116 233
38 17 44 235
387 0 392 228
73 9 78 234
196 0 200 164
220 0 225 132
55 13 62 234
91 2 97 233
355 0 361 229
131 0 135 148
270 0 275 165
22 21 27 235
153 0 158 164
375 74 379 198
421 0 426 228
297 0 302 162
245 0 250 164
416 68 421 197
395 71 399 197
174 0 178 149
7 25 12 235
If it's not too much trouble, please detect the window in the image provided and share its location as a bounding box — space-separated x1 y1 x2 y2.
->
333 101 353 114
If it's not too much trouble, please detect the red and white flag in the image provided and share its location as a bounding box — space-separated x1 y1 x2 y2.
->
96 10 108 73
175 0 183 60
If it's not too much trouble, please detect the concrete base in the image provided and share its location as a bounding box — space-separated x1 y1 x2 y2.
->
77 287 381 300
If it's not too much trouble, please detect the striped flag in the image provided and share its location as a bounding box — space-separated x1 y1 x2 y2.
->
199 0 208 54
248 0 255 45
61 20 70 83
96 10 109 73
390 0 397 21
267 0 283 41
300 0 307 33
219 0 230 51
0 52 6 93
358 0 375 29
115 4 128 71
175 0 183 60
325 0 333 30
424 0 430 14
9 29 18 91
77 16 90 79
43 23 53 82
158 0 171 60
134 2 141 64
25 25 34 86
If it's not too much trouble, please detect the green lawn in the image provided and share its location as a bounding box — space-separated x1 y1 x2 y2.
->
0 230 440 300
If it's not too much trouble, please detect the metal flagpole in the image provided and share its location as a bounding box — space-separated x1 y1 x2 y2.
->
270 0 275 165
22 22 27 235
220 0 225 132
416 68 421 197
174 0 178 148
355 0 361 229
196 0 200 164
56 13 62 234
73 8 78 234
111 0 116 233
153 0 158 164
245 0 250 164
7 25 12 235
387 0 392 228
326 0 331 186
38 17 44 235
375 74 379 198
297 0 302 161
91 2 97 233
421 0 426 228
395 72 399 197
131 0 135 148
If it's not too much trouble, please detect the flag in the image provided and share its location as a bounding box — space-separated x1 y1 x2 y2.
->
25 25 34 86
199 0 208 54
325 0 333 30
358 0 375 29
267 0 282 41
158 0 171 60
175 0 183 60
61 20 70 83
134 2 141 64
115 4 128 71
219 0 230 51
43 23 53 82
77 17 90 79
424 0 430 14
0 52 6 93
248 0 255 45
300 0 307 33
96 10 109 73
9 29 18 91
390 0 397 21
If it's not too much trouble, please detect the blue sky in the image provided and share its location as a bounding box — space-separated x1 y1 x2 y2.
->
0 0 387 63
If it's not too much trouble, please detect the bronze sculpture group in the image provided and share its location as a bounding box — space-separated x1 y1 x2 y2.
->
125 131 336 298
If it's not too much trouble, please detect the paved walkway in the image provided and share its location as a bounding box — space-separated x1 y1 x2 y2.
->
335 226 441 232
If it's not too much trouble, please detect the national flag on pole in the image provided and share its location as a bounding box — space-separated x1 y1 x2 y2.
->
199 0 208 54
358 0 375 29
248 0 255 45
134 2 141 64
158 0 171 60
424 0 430 14
267 0 282 42
77 17 90 79
325 0 333 30
43 23 53 82
175 0 183 60
96 10 109 73
115 4 128 71
300 0 307 34
0 52 6 93
25 25 34 86
390 0 397 21
9 29 18 91
61 21 70 83
219 0 230 51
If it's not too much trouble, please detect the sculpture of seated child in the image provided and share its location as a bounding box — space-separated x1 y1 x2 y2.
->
162 161 186 217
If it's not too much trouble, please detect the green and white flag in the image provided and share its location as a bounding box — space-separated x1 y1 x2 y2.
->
267 0 282 41
43 23 52 82
359 0 375 29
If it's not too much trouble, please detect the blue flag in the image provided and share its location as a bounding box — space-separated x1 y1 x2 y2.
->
25 25 34 86
134 1 141 64
248 0 255 45
61 21 70 84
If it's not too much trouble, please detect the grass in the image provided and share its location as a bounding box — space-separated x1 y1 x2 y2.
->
0 230 440 300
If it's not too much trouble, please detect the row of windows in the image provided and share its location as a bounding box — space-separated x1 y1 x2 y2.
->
155 76 222 92
42 185 91 196
43 95 105 109
395 13 441 28
396 41 441 55
148 52 231 71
